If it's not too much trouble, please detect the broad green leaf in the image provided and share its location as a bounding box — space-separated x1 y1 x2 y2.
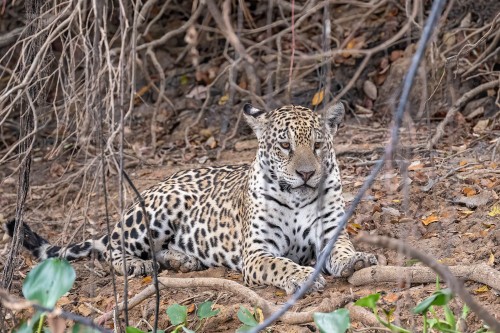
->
125 327 147 333
313 308 350 333
354 293 380 310
237 306 258 327
22 258 76 308
167 304 188 325
236 324 255 333
197 301 220 319
444 305 456 330
413 288 453 314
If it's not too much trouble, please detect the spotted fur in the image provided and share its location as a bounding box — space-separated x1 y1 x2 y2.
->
7 104 377 294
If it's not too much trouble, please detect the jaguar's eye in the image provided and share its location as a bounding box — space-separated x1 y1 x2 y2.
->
314 142 322 149
280 142 291 150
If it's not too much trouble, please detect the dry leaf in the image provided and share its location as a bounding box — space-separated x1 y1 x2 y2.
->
462 187 477 197
363 80 377 100
408 161 424 171
487 205 500 217
77 304 92 316
459 160 468 166
255 307 264 323
487 253 495 266
383 293 399 303
187 303 195 314
422 214 439 226
218 94 229 105
474 285 489 293
142 276 152 285
275 290 286 297
311 90 324 106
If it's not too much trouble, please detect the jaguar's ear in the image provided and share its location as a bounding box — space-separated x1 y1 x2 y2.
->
243 103 268 138
324 102 345 134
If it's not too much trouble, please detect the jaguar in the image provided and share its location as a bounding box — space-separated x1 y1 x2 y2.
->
7 103 377 294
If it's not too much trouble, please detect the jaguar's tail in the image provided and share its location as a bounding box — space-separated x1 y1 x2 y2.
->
5 219 106 261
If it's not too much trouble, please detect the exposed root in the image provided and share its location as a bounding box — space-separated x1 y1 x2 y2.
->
356 233 500 332
348 263 500 291
95 277 379 326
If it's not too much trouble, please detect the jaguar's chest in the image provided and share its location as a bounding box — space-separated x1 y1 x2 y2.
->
249 192 323 260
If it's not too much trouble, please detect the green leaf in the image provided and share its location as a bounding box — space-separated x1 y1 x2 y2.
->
22 258 76 308
167 304 188 326
354 293 380 310
313 308 350 333
237 306 258 327
444 305 456 330
181 327 195 333
236 325 255 333
197 301 220 320
413 289 453 314
125 327 147 333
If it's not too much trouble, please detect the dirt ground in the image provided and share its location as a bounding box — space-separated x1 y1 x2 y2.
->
1 112 499 332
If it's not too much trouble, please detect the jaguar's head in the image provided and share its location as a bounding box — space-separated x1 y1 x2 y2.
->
243 103 344 194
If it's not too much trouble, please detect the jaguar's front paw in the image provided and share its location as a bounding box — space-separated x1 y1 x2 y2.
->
283 267 325 295
337 252 378 278
125 258 157 277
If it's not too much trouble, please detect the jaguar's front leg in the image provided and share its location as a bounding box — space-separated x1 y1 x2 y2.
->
242 249 325 295
324 230 377 277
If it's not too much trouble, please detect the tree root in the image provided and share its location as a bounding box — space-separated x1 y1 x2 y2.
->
356 233 500 332
95 277 377 326
348 263 500 291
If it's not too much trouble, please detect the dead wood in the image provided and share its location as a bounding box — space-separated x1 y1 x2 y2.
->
95 276 380 326
356 233 500 332
428 78 500 149
348 263 500 291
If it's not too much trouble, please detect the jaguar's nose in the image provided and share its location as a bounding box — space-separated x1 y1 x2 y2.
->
296 170 315 182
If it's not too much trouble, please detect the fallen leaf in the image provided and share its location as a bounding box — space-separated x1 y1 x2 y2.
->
487 205 500 217
383 293 399 303
363 80 377 100
408 161 424 171
462 187 477 197
422 214 439 226
487 253 495 266
77 304 92 316
474 285 489 293
218 94 229 105
311 90 324 106
459 160 468 166
187 303 195 314
255 307 264 323
141 276 152 285
473 119 489 133
275 290 286 297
